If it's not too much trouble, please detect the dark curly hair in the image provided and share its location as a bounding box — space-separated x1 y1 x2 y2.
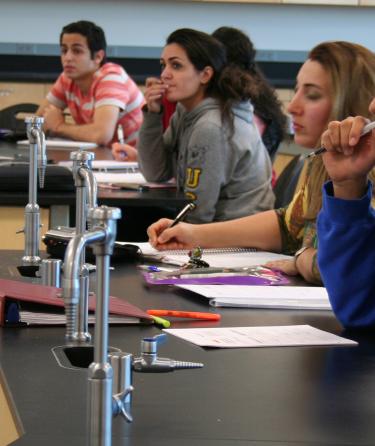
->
213 26 287 159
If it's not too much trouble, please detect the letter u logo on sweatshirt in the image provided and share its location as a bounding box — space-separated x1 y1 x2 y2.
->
185 167 201 188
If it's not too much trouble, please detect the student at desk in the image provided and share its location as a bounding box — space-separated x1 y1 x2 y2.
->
137 28 274 224
37 20 144 147
147 41 375 285
317 98 375 328
112 27 287 167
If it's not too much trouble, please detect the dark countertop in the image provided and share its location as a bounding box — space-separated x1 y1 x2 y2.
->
1 250 375 445
0 141 188 209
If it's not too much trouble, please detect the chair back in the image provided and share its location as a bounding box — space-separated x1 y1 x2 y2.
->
274 155 305 208
0 103 39 139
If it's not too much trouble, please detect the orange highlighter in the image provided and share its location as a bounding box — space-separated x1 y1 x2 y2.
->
147 309 221 321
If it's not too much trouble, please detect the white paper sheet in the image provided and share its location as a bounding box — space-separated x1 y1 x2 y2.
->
93 171 147 184
58 160 139 171
164 325 357 348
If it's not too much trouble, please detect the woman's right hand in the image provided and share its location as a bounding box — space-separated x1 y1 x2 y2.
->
111 143 138 161
321 116 375 199
144 77 168 114
147 218 199 251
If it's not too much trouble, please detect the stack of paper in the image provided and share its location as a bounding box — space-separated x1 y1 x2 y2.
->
177 284 331 310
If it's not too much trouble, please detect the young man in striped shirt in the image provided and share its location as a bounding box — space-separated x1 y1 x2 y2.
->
37 20 144 147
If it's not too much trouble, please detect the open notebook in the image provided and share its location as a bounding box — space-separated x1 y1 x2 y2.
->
117 241 293 268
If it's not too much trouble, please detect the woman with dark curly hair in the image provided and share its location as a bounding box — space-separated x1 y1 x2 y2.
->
212 26 287 161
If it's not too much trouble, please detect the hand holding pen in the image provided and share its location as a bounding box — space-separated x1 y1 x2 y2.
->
308 120 375 159
112 125 139 161
319 117 375 199
113 124 127 160
147 203 197 250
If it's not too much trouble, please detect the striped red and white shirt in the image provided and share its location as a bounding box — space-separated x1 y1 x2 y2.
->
47 62 145 146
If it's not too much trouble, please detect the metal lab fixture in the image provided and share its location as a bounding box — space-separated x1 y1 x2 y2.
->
20 116 46 266
61 205 204 445
62 205 121 446
108 335 203 426
133 333 204 373
70 150 98 343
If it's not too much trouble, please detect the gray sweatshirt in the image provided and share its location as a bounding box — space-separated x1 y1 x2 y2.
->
138 98 274 223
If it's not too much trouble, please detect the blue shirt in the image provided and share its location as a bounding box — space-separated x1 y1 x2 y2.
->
317 181 375 328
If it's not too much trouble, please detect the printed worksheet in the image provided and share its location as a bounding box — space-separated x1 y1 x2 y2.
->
164 325 357 348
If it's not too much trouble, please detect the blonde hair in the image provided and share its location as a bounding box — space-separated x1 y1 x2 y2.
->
304 41 375 219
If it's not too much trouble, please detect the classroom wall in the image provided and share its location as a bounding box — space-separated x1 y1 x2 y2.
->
0 0 374 54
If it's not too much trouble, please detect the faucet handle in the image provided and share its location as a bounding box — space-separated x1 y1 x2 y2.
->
141 333 167 354
112 386 134 423
70 150 95 167
25 116 44 127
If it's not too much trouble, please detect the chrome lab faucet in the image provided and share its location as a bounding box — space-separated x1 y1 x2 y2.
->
62 206 121 446
21 116 47 266
70 150 98 343
61 206 203 445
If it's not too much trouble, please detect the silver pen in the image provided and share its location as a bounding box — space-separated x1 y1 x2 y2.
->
117 124 125 144
306 120 375 159
169 203 196 228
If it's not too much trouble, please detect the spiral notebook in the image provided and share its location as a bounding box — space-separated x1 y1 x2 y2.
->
117 241 293 268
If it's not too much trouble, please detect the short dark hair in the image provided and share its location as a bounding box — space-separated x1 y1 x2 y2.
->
60 20 107 64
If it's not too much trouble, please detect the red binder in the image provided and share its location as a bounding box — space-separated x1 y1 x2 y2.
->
0 278 151 326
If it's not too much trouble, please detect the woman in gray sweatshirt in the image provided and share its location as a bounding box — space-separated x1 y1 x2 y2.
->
137 28 274 224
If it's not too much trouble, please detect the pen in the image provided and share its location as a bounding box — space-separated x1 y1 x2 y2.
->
169 203 196 228
147 309 221 321
117 124 125 144
306 120 375 158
